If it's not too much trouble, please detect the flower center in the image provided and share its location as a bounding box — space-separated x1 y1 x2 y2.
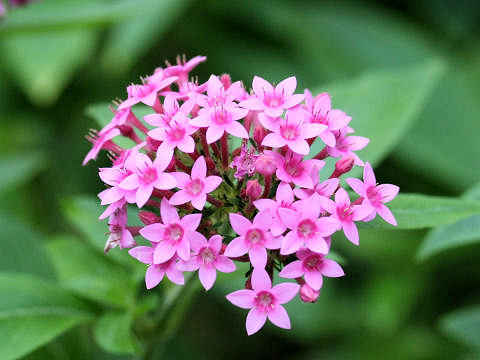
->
246 229 264 245
167 125 185 141
303 254 323 271
199 247 216 264
165 223 184 242
337 205 354 222
266 96 282 108
366 186 382 206
284 159 304 178
280 125 299 141
139 167 157 184
297 219 317 239
255 291 275 310
186 179 204 195
213 107 230 125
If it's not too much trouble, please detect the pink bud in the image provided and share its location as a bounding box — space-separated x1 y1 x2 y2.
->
253 125 266 145
330 156 354 178
139 211 162 225
255 153 276 175
300 283 320 303
146 136 161 152
220 74 232 89
246 180 262 201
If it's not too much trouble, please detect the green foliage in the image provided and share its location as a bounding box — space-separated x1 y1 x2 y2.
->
0 273 93 360
0 151 47 193
440 305 480 352
93 310 139 354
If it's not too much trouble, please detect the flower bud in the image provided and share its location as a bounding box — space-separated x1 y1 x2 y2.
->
146 136 161 152
300 284 320 303
330 156 354 178
255 153 276 175
246 180 262 201
220 74 232 89
253 125 266 146
139 211 162 225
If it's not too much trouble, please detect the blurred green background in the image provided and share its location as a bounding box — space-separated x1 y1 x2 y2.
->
0 0 479 359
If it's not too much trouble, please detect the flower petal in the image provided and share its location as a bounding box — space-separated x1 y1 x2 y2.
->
229 213 251 236
246 308 267 335
191 156 207 179
279 260 303 279
128 246 153 264
267 305 291 330
304 270 323 290
199 265 217 290
321 259 345 277
226 289 255 309
145 264 165 289
251 268 272 291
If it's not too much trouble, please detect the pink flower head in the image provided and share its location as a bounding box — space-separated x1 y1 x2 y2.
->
190 105 249 143
169 156 222 210
230 143 259 179
226 268 299 335
268 150 324 189
293 167 339 200
240 76 304 118
320 188 372 245
260 110 326 155
279 248 344 290
178 234 235 290
139 198 202 263
119 71 177 110
304 90 351 147
164 55 207 84
327 129 369 166
254 182 295 236
346 162 399 225
224 210 282 269
104 204 136 253
197 74 245 108
129 246 184 288
118 152 176 207
278 193 339 255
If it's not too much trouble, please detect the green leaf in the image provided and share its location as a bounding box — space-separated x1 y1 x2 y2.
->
93 310 139 354
311 59 445 174
46 235 137 308
0 29 97 106
395 48 480 190
0 211 54 278
416 182 480 261
0 272 93 360
357 193 480 230
100 0 192 74
0 151 47 193
439 305 480 351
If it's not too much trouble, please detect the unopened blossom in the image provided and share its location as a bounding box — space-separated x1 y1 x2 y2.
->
129 246 184 288
299 283 320 303
224 210 282 269
139 198 202 263
178 234 235 290
346 162 399 225
240 76 304 118
279 248 344 290
104 205 136 253
226 268 299 335
278 193 339 255
169 156 222 210
320 188 372 245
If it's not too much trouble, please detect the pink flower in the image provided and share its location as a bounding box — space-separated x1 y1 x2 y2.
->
118 152 176 208
254 151 277 175
293 168 339 200
129 247 184 289
224 210 282 269
304 90 351 147
254 182 295 236
148 113 198 155
346 162 399 225
278 193 339 255
279 248 344 290
104 204 136 253
169 156 222 210
118 70 177 110
240 76 304 118
139 198 202 263
327 129 369 166
197 74 245 108
260 110 326 155
320 188 372 245
178 234 235 290
164 55 207 84
190 105 249 143
267 150 324 189
143 94 195 128
230 143 259 179
226 268 299 335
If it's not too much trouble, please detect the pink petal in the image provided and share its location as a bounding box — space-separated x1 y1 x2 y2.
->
204 176 222 193
271 282 300 304
279 261 304 279
276 76 297 97
199 265 217 290
239 97 264 111
287 139 310 155
378 184 400 203
153 241 176 264
252 75 274 97
280 231 302 255
145 264 165 289
352 205 373 221
320 197 337 215
119 174 139 190
188 231 207 252
177 258 199 272
154 173 177 190
304 270 323 290
283 94 305 108
264 235 283 250
300 123 327 139
190 114 211 127
128 246 153 264
300 193 321 220
316 217 341 237
343 221 359 245
363 162 376 187
251 268 272 291
262 132 287 148
229 213 251 236
313 92 331 114
253 209 273 230
191 193 207 210
169 190 191 206
246 308 268 335
305 236 329 254
264 106 284 118
249 246 268 269
224 237 249 258
328 109 351 130
320 131 336 147
276 182 294 204
349 136 370 151
161 198 180 224
215 256 236 273
377 204 397 226
206 125 224 144
346 178 367 197
208 235 223 253
153 149 174 172
335 187 351 207
136 184 153 208
226 289 255 309
224 121 249 139
267 305 291 329
278 208 299 229
165 265 185 285
139 223 164 242
321 259 345 277
191 156 207 179
176 237 190 261
171 172 191 189
177 135 196 153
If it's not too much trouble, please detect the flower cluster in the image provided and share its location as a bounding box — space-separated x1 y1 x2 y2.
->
84 55 399 335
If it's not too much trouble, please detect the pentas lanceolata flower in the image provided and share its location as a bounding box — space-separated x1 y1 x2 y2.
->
83 55 400 335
